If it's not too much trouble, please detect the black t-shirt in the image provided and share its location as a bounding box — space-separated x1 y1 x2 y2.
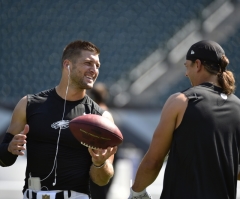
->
161 83 240 199
23 88 104 195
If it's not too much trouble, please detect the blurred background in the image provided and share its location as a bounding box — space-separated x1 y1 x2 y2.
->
1 0 240 198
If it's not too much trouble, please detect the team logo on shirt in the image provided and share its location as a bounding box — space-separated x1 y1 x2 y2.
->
220 93 227 100
51 120 69 129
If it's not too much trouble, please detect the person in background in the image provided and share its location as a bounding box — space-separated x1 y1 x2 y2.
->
128 40 240 199
88 82 109 111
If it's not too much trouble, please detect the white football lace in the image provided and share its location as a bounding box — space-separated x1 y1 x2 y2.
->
80 141 99 149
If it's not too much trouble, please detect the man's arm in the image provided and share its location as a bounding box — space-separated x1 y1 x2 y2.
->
7 96 28 135
131 93 188 192
89 110 117 186
0 96 28 166
6 96 28 155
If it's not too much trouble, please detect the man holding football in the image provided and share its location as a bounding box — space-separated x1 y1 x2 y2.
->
0 40 117 199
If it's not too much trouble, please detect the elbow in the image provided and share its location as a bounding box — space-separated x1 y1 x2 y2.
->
95 179 110 186
0 159 15 167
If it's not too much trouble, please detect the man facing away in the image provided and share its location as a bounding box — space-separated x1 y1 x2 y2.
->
129 40 240 199
0 40 117 199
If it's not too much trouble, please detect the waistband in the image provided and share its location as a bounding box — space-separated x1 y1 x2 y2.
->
24 189 89 199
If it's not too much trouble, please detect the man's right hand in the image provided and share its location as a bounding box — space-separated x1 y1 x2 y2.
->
8 124 29 155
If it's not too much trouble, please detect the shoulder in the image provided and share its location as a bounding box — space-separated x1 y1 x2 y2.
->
164 92 188 109
16 95 28 108
84 95 105 115
162 92 188 123
159 92 188 130
7 95 28 135
180 86 198 97
227 94 240 111
229 93 240 102
102 111 114 123
27 88 55 104
84 95 113 122
28 88 54 99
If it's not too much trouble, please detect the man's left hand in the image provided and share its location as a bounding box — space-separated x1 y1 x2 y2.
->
88 146 117 166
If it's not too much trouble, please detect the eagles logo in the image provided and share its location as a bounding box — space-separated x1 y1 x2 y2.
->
51 120 69 129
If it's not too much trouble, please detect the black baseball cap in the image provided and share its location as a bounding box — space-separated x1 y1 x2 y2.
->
186 40 225 65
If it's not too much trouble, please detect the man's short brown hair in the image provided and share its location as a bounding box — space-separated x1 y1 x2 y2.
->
61 40 100 66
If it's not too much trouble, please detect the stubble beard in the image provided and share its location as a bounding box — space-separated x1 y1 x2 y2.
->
70 66 98 90
71 75 96 90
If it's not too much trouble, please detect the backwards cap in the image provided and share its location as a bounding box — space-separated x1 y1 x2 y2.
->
186 40 225 65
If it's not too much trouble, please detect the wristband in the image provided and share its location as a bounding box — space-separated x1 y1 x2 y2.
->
128 187 152 199
93 161 106 168
0 133 18 167
130 188 147 196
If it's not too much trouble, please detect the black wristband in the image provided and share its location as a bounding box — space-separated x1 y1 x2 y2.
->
0 133 18 167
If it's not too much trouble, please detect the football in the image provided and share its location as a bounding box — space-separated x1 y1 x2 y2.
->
69 114 123 149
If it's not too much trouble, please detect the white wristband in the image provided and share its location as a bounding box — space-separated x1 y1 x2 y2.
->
131 187 147 196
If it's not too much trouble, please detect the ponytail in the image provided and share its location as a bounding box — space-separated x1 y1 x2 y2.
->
217 55 235 95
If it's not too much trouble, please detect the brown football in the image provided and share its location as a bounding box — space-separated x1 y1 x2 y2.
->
69 114 123 149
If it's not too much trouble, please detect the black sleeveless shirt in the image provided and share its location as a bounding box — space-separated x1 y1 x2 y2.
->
24 88 104 195
161 83 240 199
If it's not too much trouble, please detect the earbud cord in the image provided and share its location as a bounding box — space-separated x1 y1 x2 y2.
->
41 68 70 185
